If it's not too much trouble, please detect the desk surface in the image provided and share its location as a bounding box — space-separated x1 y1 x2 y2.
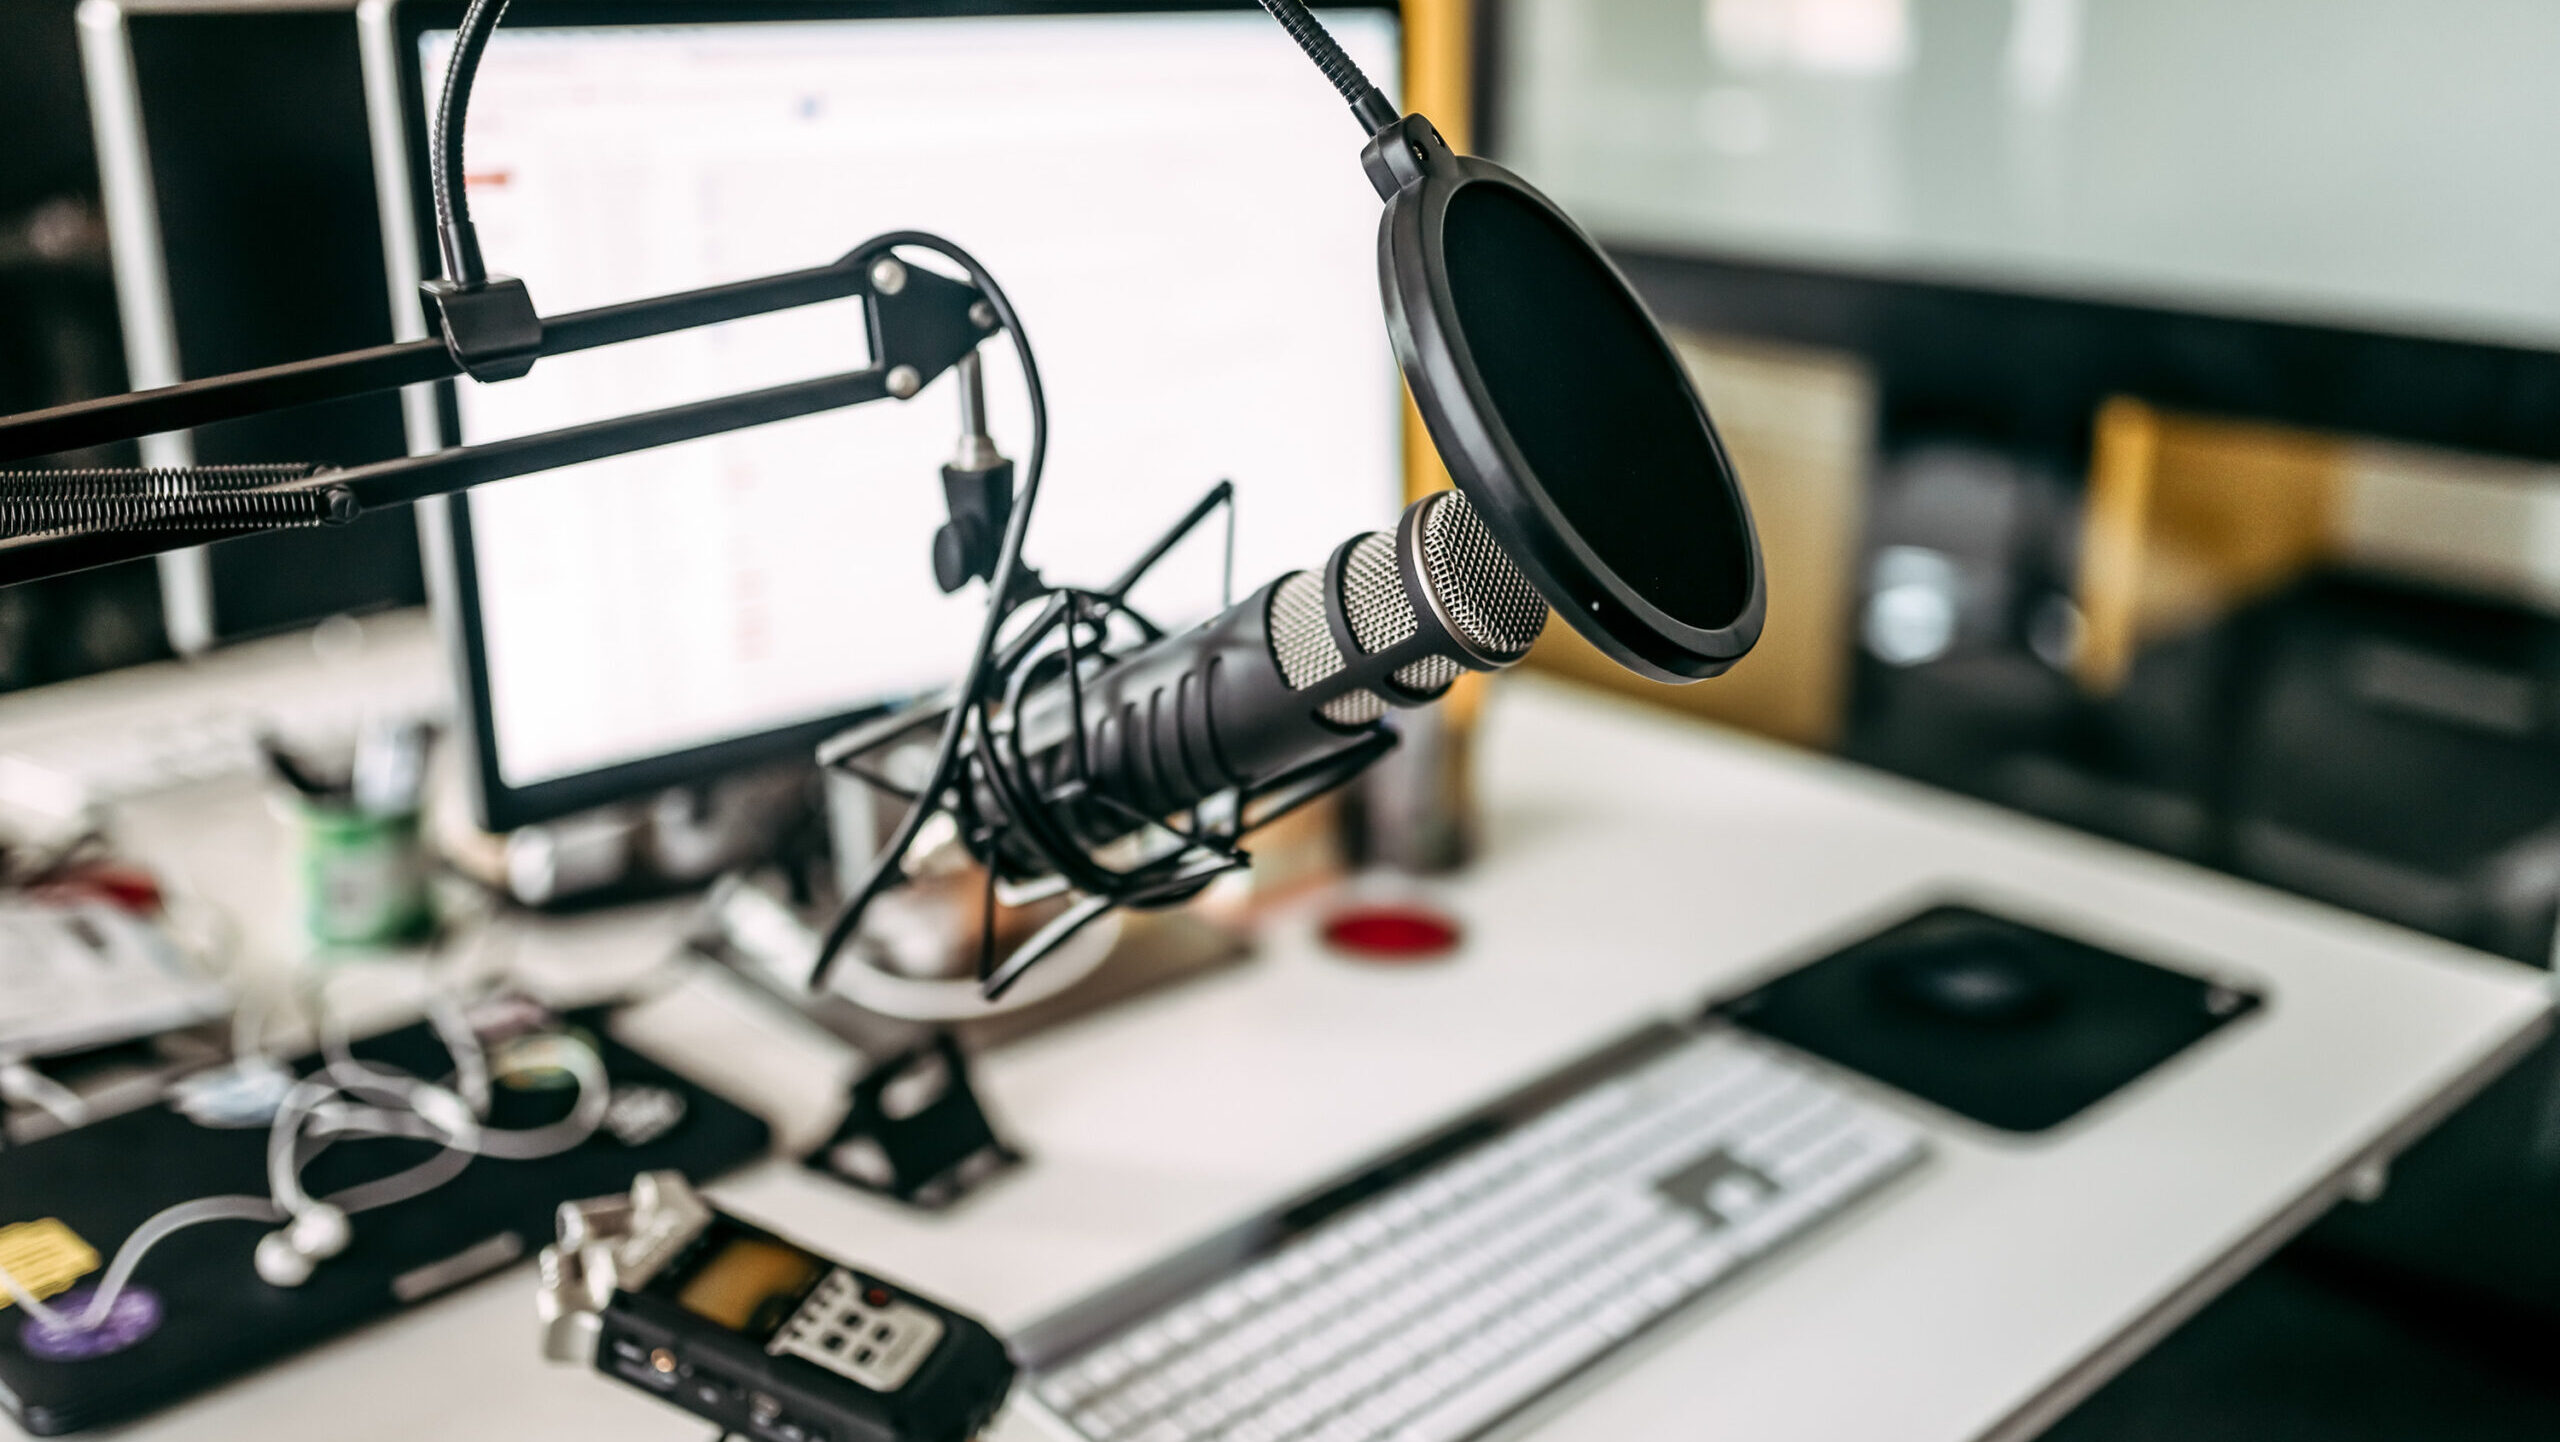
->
47 672 2553 1442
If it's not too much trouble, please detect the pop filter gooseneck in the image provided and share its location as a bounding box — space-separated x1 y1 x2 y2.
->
1255 0 1764 683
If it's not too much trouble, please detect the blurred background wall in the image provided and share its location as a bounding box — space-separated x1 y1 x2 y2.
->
1473 7 2560 1400
1500 0 2560 347
1476 0 2560 970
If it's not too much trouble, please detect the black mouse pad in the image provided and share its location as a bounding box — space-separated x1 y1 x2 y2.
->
1713 904 2262 1133
0 1006 770 1436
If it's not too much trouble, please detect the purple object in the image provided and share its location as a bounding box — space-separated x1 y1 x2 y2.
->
18 1286 162 1362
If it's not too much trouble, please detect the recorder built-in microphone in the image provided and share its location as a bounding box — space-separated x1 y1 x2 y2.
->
973 488 1546 874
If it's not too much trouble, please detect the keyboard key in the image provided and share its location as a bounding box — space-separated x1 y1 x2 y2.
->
1040 1377 1089 1411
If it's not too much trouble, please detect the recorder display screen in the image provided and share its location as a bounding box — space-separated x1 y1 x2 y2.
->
674 1235 826 1336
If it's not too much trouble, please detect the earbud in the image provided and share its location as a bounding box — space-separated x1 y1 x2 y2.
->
254 1202 351 1288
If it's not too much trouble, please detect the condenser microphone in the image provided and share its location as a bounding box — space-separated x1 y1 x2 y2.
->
961 487 1547 886
801 1 1780 998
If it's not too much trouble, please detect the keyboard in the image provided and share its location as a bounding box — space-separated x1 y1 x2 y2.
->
1018 1024 1927 1442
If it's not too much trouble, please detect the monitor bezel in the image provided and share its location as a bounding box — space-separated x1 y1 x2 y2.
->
377 0 1404 832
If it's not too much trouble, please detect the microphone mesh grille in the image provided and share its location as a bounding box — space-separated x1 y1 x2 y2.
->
1269 567 1393 725
1341 533 1417 655
1421 489 1547 659
1394 655 1462 695
1321 689 1390 726
1265 528 1463 722
1268 570 1345 690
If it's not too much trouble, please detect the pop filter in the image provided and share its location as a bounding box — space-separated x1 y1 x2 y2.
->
1362 115 1763 684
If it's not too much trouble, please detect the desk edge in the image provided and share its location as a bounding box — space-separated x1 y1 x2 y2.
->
1977 998 2557 1442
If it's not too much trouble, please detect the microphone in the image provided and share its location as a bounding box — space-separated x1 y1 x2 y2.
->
969 487 1546 881
820 5 1779 997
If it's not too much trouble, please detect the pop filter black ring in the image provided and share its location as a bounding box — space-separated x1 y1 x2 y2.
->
1366 118 1766 684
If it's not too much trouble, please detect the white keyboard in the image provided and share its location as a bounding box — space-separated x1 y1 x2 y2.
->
1022 1025 1927 1442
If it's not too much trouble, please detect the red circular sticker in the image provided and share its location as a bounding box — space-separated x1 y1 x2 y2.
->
1320 904 1462 962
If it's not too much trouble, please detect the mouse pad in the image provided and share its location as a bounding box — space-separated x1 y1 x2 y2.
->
1713 904 2262 1133
0 1007 770 1436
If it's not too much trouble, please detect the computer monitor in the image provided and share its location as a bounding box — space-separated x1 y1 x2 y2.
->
364 0 1406 831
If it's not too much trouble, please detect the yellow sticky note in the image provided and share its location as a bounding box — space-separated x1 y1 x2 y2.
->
0 1219 101 1310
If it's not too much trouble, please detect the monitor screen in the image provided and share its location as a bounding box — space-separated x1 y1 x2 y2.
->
398 5 1402 821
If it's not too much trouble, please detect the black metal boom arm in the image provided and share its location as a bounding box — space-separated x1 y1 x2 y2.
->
0 239 996 588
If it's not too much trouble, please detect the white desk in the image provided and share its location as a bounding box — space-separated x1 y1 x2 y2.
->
39 671 2554 1442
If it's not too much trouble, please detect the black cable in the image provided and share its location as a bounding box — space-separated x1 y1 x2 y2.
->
808 233 1045 993
956 591 1245 952
424 0 1390 283
430 0 516 286
837 488 1256 996
414 0 1041 992
1252 0 1400 133
979 627 1128 903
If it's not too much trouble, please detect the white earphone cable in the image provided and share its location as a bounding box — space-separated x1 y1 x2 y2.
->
0 944 612 1336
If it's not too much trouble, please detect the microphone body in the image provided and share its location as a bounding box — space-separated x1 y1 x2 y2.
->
972 488 1547 878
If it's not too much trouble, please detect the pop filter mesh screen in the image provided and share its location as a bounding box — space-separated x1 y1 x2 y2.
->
1440 181 1750 632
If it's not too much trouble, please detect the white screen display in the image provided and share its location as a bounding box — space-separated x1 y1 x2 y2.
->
417 11 1402 790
